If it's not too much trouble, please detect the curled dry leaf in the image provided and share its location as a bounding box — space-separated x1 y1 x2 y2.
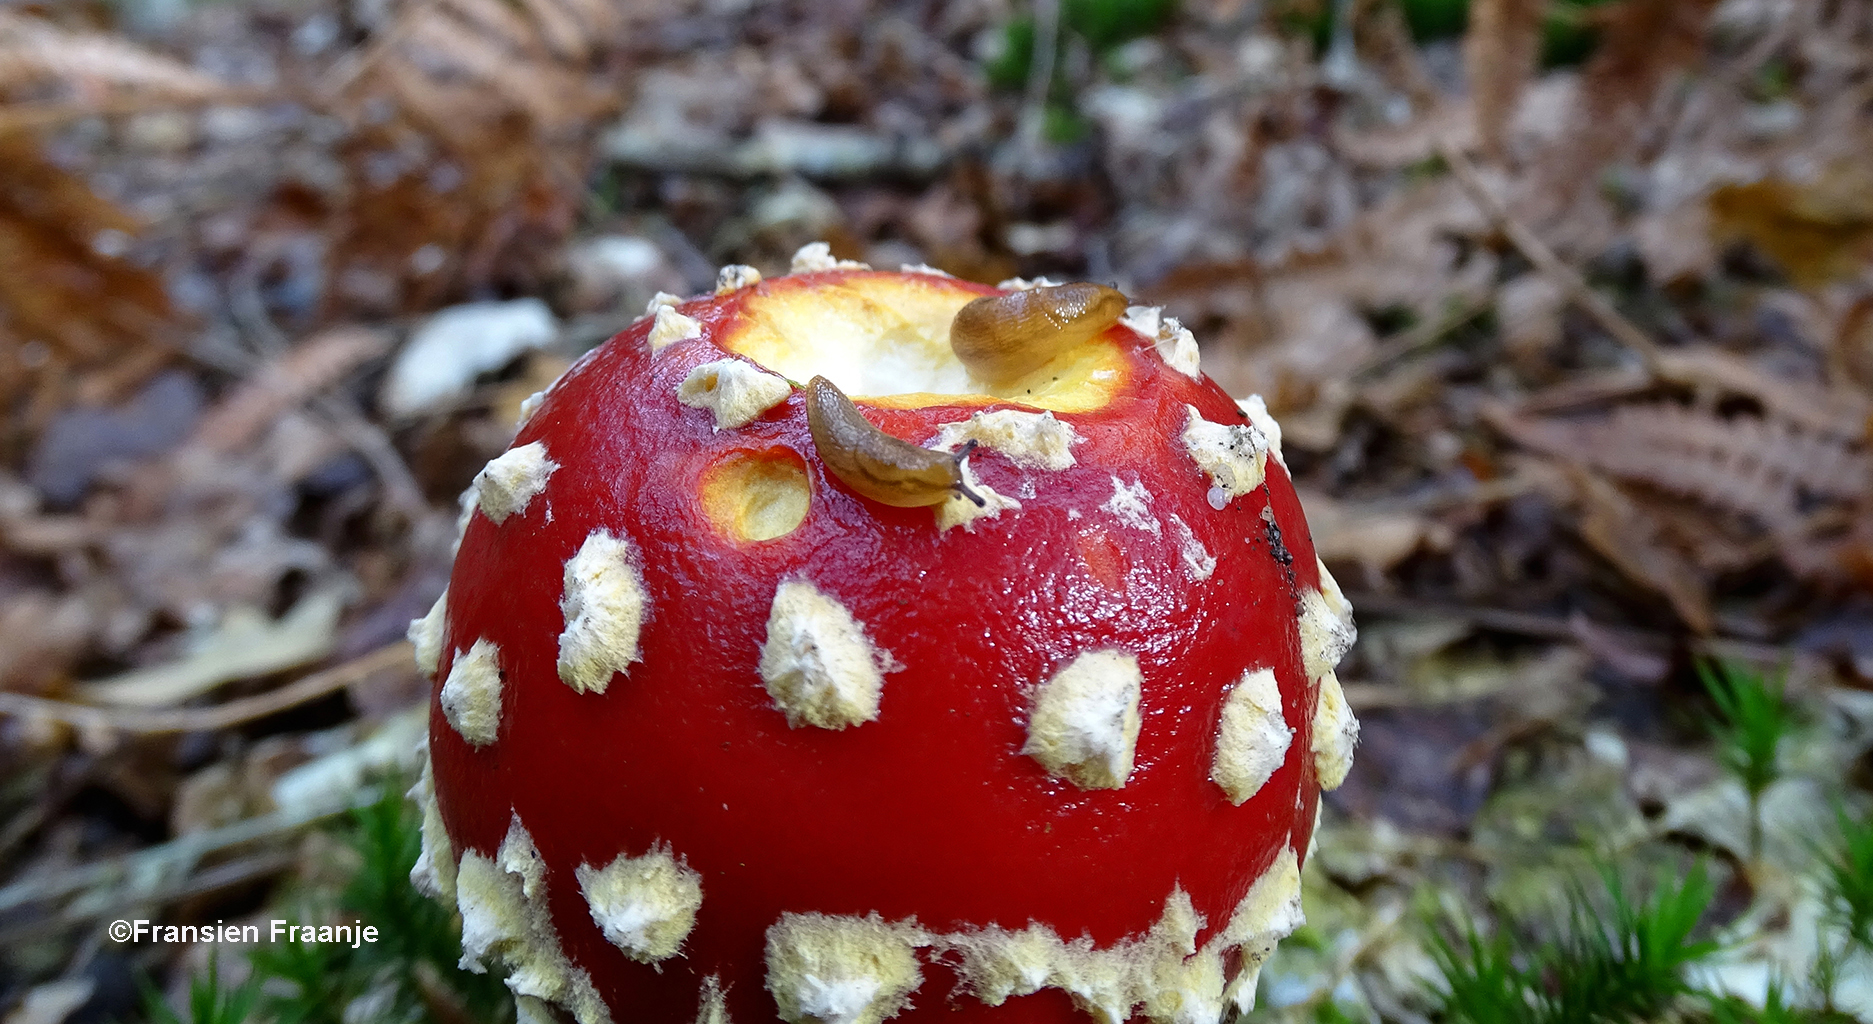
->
0 11 226 100
1654 349 1873 442
1708 158 1873 288
1299 488 1442 576
1566 466 1714 634
75 588 345 708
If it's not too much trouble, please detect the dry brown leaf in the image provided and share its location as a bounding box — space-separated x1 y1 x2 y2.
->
77 588 345 708
1545 0 1721 206
1569 467 1714 633
190 328 391 454
1632 201 1718 286
1334 98 1477 170
1708 158 1873 288
0 590 94 694
307 0 628 315
1298 488 1441 575
1489 401 1870 527
0 135 181 420
1654 348 1873 441
1835 292 1873 390
0 12 226 101
1464 0 1548 161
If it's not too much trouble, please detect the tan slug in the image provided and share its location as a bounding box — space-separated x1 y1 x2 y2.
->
949 283 1128 385
805 376 986 508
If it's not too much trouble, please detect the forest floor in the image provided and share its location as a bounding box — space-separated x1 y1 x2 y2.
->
2 0 1873 1021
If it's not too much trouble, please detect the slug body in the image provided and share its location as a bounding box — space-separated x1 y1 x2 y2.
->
949 283 1128 385
806 376 985 508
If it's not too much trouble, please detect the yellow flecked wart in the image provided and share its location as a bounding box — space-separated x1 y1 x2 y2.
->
765 912 929 1024
1118 305 1201 380
576 844 703 963
408 588 448 677
944 923 1065 1006
516 389 547 429
408 742 457 902
791 241 869 273
695 976 731 1024
928 409 1081 470
1051 942 1140 1023
1296 585 1357 681
1022 649 1143 790
1211 667 1293 805
935 459 1019 533
1140 945 1227 1024
941 888 1226 1024
475 441 559 524
759 580 893 729
1315 557 1353 633
440 639 503 747
1235 395 1286 469
1310 670 1358 791
717 264 763 293
557 530 649 695
1215 848 1304 1015
1063 891 1203 1024
678 359 794 430
1136 891 1225 1024
649 306 704 353
1180 407 1267 501
456 816 612 1024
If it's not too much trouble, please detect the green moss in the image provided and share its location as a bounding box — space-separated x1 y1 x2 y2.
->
149 777 511 1024
1428 863 1720 1024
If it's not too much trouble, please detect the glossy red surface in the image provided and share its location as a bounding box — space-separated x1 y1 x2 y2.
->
427 271 1325 1023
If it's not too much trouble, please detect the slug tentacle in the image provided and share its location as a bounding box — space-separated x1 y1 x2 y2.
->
949 283 1128 385
806 376 984 508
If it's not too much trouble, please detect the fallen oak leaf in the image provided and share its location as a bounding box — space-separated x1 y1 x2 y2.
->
76 588 345 708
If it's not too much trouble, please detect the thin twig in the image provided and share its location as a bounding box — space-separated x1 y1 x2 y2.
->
0 642 414 736
0 90 270 136
311 394 431 517
0 798 362 916
0 851 300 947
1353 293 1493 376
1020 0 1061 152
1437 140 1662 369
1343 591 1799 672
222 274 429 517
317 0 441 99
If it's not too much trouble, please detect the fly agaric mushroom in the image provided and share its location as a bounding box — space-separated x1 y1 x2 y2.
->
408 243 1358 1024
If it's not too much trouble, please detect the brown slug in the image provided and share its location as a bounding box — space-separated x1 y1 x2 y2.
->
949 283 1128 385
805 376 985 508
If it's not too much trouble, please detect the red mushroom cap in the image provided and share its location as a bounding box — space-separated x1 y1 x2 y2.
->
408 248 1358 1024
